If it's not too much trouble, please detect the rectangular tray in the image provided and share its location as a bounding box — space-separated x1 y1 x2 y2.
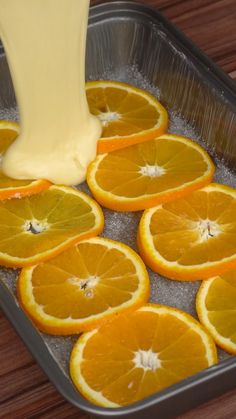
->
0 1 236 418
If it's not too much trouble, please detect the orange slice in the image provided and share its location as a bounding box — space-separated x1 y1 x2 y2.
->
0 185 103 267
196 269 236 354
87 134 215 212
138 183 236 281
18 237 150 335
86 81 168 153
70 304 217 407
0 120 50 199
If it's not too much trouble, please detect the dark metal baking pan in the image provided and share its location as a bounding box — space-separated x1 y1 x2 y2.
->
0 1 236 418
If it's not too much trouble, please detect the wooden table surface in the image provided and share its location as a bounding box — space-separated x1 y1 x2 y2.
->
1 0 236 418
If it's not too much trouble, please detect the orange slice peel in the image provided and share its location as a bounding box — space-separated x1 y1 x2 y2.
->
0 120 50 199
18 237 150 334
0 185 104 267
196 269 236 354
138 183 236 281
70 303 217 407
87 134 215 212
86 81 168 153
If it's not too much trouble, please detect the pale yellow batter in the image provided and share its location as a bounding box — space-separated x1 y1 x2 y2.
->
0 0 101 185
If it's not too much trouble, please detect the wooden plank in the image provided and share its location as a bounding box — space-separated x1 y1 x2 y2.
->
153 0 236 75
90 0 236 79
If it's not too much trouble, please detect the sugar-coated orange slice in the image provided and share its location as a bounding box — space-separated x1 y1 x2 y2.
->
197 269 236 354
87 134 215 211
0 185 104 267
138 184 236 280
70 304 217 407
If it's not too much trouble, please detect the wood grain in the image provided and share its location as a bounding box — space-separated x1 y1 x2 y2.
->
1 1 236 418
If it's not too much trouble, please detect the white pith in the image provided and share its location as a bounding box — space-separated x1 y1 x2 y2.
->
139 164 166 177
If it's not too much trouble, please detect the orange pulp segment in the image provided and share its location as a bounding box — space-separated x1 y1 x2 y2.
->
70 304 217 407
87 134 215 212
196 269 236 354
138 183 236 280
0 120 50 199
0 185 104 267
86 81 168 153
18 237 150 335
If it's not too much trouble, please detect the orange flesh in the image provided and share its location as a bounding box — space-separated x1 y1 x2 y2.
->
74 307 216 406
0 126 50 198
31 242 140 319
96 139 210 198
202 272 236 345
86 82 168 153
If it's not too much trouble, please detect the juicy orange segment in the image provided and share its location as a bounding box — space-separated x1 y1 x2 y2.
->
0 120 50 199
86 81 168 153
196 269 236 354
70 304 217 407
18 237 150 334
0 185 104 267
138 183 236 280
87 134 215 212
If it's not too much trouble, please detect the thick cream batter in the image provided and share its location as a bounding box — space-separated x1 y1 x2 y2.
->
0 0 101 185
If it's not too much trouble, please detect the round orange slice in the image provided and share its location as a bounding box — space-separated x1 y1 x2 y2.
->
196 269 236 354
138 183 236 281
70 304 217 407
86 81 168 153
87 134 215 212
0 120 50 199
18 237 150 335
0 185 104 267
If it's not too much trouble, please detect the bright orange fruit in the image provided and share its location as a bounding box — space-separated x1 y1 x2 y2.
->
0 185 104 267
196 269 236 354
